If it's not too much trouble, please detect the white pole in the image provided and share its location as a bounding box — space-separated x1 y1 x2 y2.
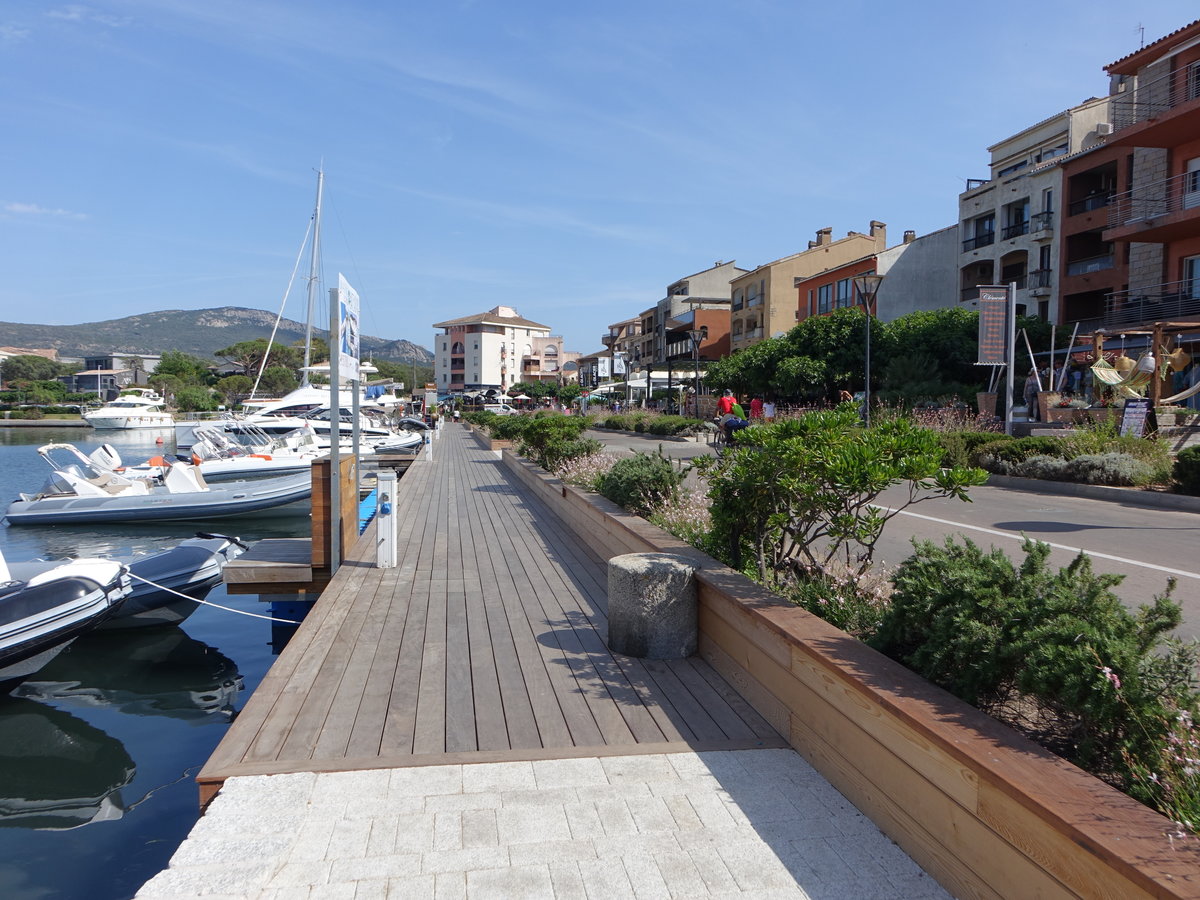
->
301 168 324 385
1006 283 1017 436
329 286 341 575
1057 322 1081 391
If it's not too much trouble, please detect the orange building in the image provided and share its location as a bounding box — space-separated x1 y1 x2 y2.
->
1102 18 1200 325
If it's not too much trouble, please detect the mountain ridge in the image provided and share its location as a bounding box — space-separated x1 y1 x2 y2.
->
0 307 432 364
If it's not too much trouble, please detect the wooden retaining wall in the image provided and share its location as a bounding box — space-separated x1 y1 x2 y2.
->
311 453 358 569
500 449 1200 900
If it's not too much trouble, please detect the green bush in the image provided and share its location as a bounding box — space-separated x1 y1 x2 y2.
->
596 452 682 517
646 415 701 436
936 430 1014 468
1063 452 1154 486
1016 454 1069 481
871 537 1193 778
517 415 598 470
1175 446 1200 495
488 414 532 441
970 436 1067 473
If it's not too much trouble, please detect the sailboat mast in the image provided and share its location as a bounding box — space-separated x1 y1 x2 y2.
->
301 168 325 385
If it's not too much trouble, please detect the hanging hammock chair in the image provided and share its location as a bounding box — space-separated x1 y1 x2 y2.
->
1090 356 1153 399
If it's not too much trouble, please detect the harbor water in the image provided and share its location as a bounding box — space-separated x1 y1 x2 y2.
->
0 427 310 899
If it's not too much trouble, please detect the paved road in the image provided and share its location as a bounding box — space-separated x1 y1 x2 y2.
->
589 430 1200 641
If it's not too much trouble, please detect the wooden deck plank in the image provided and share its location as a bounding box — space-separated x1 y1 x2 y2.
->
200 426 782 794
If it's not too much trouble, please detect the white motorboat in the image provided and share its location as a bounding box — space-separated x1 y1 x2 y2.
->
82 389 173 430
0 553 129 688
4 443 311 526
5 534 248 629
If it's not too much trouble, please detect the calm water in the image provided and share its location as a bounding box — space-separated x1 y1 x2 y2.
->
0 427 310 900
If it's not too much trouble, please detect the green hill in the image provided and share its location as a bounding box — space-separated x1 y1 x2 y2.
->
0 307 432 364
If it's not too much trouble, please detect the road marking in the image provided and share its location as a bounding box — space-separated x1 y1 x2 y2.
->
879 506 1200 582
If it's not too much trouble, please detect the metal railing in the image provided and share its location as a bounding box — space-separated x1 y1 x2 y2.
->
1030 211 1054 234
962 232 995 252
1067 193 1112 216
1104 279 1200 326
1029 268 1053 288
1111 65 1200 131
1107 170 1200 228
1065 254 1115 276
1002 221 1030 240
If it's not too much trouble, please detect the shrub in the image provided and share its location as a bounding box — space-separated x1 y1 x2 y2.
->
970 436 1067 474
516 414 598 470
785 567 892 640
1061 419 1173 483
646 415 701 436
871 537 1194 780
647 487 713 550
1175 446 1200 496
1063 452 1154 486
555 452 617 490
937 430 1014 468
488 414 532 442
596 452 682 517
1015 454 1069 481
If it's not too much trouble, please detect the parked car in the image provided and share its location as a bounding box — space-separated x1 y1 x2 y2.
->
483 403 517 415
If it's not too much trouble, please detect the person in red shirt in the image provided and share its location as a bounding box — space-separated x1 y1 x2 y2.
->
716 389 736 416
750 396 763 419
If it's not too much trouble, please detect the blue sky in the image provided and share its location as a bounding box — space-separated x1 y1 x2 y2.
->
2 2 1197 357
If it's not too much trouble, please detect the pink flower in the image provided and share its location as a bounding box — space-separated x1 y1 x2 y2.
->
1097 665 1122 690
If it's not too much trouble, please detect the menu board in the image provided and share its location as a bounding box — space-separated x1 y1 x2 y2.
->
1120 398 1152 437
976 287 1009 365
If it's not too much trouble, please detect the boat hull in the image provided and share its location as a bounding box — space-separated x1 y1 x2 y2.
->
4 473 312 526
83 414 174 430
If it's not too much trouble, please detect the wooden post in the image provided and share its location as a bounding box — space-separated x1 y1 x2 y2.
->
311 454 357 569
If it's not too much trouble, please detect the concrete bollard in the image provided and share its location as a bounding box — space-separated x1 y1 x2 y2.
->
606 553 697 659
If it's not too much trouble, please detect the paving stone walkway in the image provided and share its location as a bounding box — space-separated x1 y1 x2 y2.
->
137 749 952 899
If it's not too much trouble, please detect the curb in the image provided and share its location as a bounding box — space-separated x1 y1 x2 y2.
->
986 473 1200 513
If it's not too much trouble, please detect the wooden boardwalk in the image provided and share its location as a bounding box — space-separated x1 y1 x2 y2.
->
199 426 782 801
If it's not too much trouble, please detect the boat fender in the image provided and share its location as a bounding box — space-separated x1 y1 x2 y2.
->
250 454 273 460
147 456 169 467
192 455 203 466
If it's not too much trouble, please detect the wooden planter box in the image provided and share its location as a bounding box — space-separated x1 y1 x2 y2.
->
499 448 1200 900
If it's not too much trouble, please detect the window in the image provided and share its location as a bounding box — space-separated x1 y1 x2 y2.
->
732 289 743 310
817 284 832 314
1036 143 1068 163
998 160 1028 177
836 278 854 308
451 341 464 354
1185 158 1200 210
1042 188 1054 214
1185 256 1200 299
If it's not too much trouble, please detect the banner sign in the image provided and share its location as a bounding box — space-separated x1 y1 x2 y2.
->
976 286 1008 366
337 273 360 376
598 357 611 378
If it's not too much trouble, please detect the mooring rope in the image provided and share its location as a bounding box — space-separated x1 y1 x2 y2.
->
125 571 303 625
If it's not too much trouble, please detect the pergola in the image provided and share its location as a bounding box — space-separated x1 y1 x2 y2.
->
1090 321 1200 406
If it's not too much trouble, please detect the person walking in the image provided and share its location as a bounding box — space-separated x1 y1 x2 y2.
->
750 396 763 420
717 389 736 416
763 398 776 423
1023 368 1040 422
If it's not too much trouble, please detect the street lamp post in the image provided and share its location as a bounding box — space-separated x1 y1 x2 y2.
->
852 273 884 427
687 327 705 419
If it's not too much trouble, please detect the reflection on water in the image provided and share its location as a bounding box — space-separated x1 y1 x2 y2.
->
13 628 244 723
0 698 135 831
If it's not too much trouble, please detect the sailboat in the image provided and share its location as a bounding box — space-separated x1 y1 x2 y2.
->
174 169 422 454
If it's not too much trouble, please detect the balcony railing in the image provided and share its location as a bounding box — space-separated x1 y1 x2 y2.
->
1107 170 1200 228
1029 268 1053 288
1105 279 1200 326
1001 221 1030 240
1065 254 1114 276
1029 211 1054 234
1068 193 1113 216
1111 66 1200 131
746 295 763 307
962 232 995 252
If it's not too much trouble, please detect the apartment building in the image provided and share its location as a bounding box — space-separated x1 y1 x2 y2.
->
1101 18 1200 328
958 98 1112 324
730 222 888 351
432 306 552 394
795 227 958 324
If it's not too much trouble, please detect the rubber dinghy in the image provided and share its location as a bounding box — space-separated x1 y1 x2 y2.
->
4 534 248 629
0 555 129 689
4 443 311 526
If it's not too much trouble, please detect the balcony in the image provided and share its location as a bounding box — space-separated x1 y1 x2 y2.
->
1109 67 1200 146
1001 221 1030 240
1029 211 1054 240
1067 193 1112 216
1104 280 1200 327
962 232 995 252
746 295 763 308
1104 170 1200 243
1029 269 1052 296
1065 254 1114 277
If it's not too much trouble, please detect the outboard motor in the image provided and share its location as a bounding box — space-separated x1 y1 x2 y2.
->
89 444 123 472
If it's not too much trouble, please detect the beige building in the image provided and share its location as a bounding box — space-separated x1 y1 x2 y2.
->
730 222 888 350
432 306 553 395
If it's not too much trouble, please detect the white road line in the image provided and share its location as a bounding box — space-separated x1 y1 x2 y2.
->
878 506 1200 582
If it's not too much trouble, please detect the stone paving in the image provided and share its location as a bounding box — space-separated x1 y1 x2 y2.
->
137 749 952 899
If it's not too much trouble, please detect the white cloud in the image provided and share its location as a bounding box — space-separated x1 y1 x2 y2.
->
4 202 87 220
46 5 131 27
0 24 31 42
